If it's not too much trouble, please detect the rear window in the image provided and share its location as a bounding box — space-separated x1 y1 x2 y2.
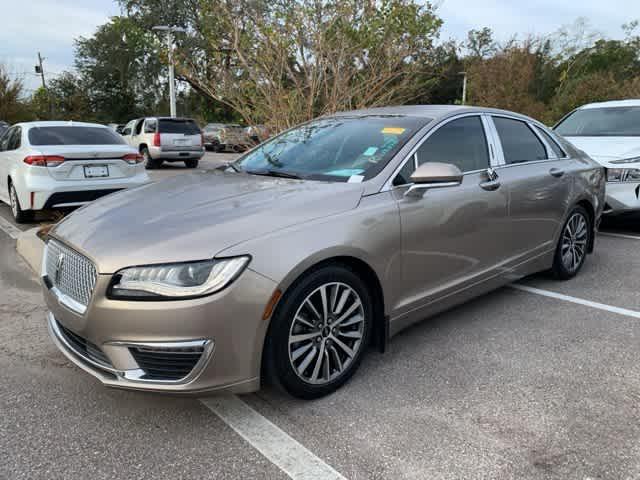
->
158 119 201 135
28 126 126 146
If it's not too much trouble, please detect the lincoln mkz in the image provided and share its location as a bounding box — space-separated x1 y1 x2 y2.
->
42 106 605 398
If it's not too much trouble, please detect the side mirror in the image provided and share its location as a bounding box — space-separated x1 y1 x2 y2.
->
405 162 463 197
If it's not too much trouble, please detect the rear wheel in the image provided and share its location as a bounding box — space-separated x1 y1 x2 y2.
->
185 159 199 169
142 147 162 169
9 183 33 224
265 264 372 399
551 205 591 280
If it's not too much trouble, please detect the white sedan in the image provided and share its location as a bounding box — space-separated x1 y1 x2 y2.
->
0 121 149 223
555 99 640 215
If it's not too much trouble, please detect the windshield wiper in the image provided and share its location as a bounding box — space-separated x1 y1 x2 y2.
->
245 169 303 180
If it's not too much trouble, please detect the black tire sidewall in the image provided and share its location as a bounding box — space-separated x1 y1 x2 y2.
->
266 265 373 399
9 184 30 223
185 159 199 168
552 205 591 280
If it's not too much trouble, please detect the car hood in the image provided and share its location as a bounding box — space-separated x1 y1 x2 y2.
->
564 136 640 167
51 171 364 274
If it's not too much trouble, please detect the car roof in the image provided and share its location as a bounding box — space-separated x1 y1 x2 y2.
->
15 121 110 129
331 104 541 123
578 99 640 109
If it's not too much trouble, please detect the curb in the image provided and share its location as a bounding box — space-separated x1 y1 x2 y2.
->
16 227 44 274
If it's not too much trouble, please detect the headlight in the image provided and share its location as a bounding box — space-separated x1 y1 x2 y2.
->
109 256 250 300
606 168 640 182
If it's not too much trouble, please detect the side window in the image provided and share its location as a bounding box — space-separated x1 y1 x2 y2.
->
144 119 157 134
6 127 21 151
134 119 144 135
415 116 490 172
493 117 547 164
393 156 417 186
0 128 12 151
533 125 566 158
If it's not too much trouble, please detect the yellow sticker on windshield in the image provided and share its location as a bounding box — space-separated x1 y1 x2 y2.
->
381 127 406 135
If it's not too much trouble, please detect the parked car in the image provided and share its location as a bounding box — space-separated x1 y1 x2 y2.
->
0 121 9 135
122 117 204 169
107 123 126 135
202 123 250 152
42 106 604 399
245 124 270 145
0 121 148 223
555 99 640 215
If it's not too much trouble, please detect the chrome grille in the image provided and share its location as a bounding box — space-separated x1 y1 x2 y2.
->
45 239 97 309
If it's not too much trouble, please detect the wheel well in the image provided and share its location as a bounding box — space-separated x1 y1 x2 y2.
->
281 256 388 352
576 199 595 253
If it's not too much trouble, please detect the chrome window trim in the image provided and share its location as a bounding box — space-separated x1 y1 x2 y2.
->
382 112 493 191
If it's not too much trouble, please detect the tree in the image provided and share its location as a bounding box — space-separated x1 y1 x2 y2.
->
174 0 443 130
466 27 497 59
0 65 31 123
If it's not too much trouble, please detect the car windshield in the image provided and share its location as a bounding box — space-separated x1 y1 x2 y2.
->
235 116 427 182
555 107 640 136
28 126 126 145
158 119 201 135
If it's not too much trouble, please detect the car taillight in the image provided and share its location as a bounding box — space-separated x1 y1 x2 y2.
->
153 132 161 147
23 155 65 167
122 153 144 164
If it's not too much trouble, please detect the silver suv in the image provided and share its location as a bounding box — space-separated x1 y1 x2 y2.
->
122 117 204 169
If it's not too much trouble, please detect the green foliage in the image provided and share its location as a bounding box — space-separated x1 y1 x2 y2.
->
0 65 33 123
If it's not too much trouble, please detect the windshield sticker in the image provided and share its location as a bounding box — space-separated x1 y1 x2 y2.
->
363 146 379 156
348 175 365 183
381 127 406 135
327 168 365 177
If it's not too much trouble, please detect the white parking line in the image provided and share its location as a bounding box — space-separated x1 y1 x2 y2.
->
201 395 347 480
0 215 21 240
510 284 640 319
599 232 640 241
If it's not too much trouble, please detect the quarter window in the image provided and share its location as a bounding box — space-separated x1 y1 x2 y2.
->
533 125 565 158
493 117 547 164
415 116 490 172
144 119 157 133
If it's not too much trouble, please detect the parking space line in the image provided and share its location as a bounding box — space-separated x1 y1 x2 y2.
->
201 395 347 480
0 216 21 240
510 284 640 319
599 232 640 241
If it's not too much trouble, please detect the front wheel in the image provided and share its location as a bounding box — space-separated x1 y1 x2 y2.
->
185 159 199 168
265 264 373 399
551 205 591 280
9 183 33 224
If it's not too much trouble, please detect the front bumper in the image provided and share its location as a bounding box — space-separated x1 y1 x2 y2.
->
604 182 640 214
43 267 277 394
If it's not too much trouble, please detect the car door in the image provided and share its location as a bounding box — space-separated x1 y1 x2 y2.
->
0 128 14 202
391 114 509 315
487 115 572 262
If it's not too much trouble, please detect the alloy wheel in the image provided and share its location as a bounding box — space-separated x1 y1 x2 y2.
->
561 212 588 273
9 186 18 218
288 282 365 385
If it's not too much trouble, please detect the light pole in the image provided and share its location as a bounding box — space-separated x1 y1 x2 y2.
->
152 25 186 118
459 71 467 106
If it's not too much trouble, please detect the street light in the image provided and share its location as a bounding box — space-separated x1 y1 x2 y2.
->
152 25 186 118
458 71 467 106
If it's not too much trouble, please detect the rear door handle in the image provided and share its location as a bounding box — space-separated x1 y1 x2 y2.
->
549 167 565 178
479 180 501 191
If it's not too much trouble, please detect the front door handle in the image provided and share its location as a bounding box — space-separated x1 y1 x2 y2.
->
479 180 501 191
549 167 565 178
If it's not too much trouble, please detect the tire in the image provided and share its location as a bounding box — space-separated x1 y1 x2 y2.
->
9 183 33 224
142 147 162 169
185 159 199 168
551 205 592 280
264 264 373 399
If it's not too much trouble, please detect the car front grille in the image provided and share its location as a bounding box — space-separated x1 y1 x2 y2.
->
129 345 205 381
45 239 97 310
57 321 112 368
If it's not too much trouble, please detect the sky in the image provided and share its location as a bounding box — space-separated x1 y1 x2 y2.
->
1 0 638 94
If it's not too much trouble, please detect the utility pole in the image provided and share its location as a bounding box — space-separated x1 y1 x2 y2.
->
459 71 467 106
152 26 186 118
36 52 46 89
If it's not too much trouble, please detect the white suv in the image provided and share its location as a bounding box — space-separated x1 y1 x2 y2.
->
122 117 205 169
0 121 148 223
555 99 640 215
